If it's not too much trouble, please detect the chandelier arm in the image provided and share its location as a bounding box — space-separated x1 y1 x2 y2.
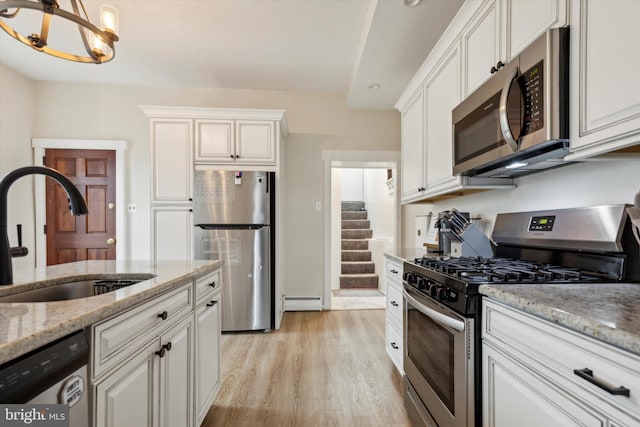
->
0 8 21 18
69 0 101 63
34 9 51 48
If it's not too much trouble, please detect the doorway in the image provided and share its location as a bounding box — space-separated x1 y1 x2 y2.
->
32 138 127 267
44 149 117 265
321 150 400 311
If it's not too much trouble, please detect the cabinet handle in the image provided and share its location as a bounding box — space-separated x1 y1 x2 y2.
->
155 348 166 358
390 301 399 307
490 61 505 74
209 281 216 288
157 311 168 320
390 342 399 350
162 342 172 352
206 300 217 307
573 368 630 397
390 269 398 274
230 155 235 159
189 198 193 202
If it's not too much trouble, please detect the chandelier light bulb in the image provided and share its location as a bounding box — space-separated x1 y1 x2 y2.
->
100 4 118 39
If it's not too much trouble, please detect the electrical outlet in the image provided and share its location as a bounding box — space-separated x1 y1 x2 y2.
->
127 203 137 213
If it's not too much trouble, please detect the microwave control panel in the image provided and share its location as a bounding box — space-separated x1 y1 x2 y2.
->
520 60 544 136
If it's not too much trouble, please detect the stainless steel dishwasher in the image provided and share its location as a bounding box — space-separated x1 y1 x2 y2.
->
0 330 90 426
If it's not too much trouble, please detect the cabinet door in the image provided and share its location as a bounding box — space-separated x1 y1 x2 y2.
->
235 120 276 164
95 340 159 427
400 90 425 203
151 119 193 203
505 0 567 60
194 119 235 163
159 315 194 427
195 297 221 425
461 0 502 97
569 0 640 155
483 343 606 427
425 42 461 189
152 207 193 261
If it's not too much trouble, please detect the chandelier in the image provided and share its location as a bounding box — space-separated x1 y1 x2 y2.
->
0 0 119 64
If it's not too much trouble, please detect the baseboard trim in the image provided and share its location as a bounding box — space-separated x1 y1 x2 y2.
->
284 296 323 311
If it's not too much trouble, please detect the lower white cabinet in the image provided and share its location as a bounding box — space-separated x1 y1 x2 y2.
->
92 269 222 427
195 295 221 425
482 298 640 426
384 256 403 373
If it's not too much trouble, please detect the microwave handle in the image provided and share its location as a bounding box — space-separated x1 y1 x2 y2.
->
498 66 521 152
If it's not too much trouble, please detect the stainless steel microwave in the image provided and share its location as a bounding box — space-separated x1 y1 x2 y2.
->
452 28 570 178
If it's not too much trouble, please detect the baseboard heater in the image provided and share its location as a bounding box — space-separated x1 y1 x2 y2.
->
283 296 323 311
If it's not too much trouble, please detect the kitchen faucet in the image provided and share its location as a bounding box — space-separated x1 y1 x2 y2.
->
0 166 89 285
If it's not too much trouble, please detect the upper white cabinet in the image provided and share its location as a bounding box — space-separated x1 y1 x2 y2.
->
505 0 568 60
425 42 462 190
461 0 502 97
195 119 276 165
566 0 640 159
151 119 193 204
400 90 426 202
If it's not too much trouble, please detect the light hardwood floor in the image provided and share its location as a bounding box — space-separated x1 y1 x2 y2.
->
202 309 412 427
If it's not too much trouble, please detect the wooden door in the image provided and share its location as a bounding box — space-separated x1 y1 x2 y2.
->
45 149 116 265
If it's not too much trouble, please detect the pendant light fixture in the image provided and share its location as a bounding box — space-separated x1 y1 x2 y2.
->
0 0 119 64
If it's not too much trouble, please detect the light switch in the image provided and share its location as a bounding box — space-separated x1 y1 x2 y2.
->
315 202 321 211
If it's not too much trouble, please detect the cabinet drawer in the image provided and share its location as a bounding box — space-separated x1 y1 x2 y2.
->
93 282 193 379
386 321 403 373
385 259 403 279
386 281 403 329
195 269 221 306
483 299 640 418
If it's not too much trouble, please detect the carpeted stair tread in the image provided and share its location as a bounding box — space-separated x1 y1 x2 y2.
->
339 274 379 289
341 219 371 229
341 261 376 274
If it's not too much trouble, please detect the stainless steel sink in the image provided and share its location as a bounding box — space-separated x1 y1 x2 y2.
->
0 274 156 303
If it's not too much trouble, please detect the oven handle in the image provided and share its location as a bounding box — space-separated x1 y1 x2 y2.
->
403 289 465 332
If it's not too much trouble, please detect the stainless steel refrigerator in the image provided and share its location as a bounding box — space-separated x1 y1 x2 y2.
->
193 170 273 332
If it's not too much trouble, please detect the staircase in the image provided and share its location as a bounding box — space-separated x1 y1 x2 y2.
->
340 201 379 289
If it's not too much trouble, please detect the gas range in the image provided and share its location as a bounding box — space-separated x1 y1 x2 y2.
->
403 204 640 316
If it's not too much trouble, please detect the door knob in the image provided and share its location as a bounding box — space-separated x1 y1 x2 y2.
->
108 203 115 209
106 238 116 245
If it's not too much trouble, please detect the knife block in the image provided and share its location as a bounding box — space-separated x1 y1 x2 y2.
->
449 224 494 258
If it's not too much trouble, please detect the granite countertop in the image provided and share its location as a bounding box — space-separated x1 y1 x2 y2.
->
0 259 222 365
384 248 428 264
480 283 640 356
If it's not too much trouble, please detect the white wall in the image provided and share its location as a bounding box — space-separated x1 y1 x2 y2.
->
340 168 364 201
363 168 394 241
0 64 36 272
402 158 640 246
0 68 400 299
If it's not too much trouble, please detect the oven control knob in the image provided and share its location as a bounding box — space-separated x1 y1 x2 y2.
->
403 271 412 282
429 285 440 298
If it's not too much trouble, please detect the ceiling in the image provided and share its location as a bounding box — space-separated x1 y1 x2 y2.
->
0 0 463 110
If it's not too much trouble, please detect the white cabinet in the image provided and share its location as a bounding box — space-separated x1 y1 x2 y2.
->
400 90 426 203
384 256 403 373
461 0 568 98
425 42 461 190
194 295 221 424
94 339 158 427
92 269 223 427
195 119 276 165
482 298 640 426
159 315 194 427
151 119 193 204
566 0 640 159
461 0 501 97
151 206 193 262
505 0 568 60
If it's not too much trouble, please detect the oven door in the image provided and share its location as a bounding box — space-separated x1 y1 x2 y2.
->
403 285 474 427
